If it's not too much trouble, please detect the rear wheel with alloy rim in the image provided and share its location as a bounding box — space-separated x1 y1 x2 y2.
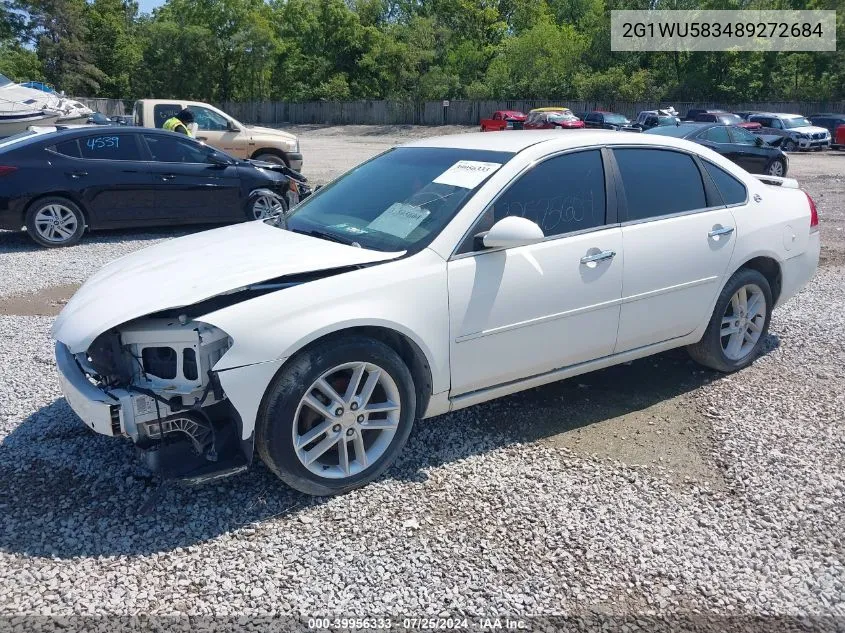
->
256 336 416 495
766 158 786 177
25 197 85 247
687 268 773 373
248 193 287 220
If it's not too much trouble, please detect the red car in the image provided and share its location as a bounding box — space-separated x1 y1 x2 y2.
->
523 108 585 130
480 110 527 132
835 123 845 149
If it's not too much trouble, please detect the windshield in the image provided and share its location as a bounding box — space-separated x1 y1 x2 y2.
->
657 116 678 125
0 74 12 87
549 112 577 121
718 114 742 124
285 147 514 252
783 117 812 129
604 113 629 124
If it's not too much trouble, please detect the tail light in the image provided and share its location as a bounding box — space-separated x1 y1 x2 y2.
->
805 191 819 232
0 166 18 177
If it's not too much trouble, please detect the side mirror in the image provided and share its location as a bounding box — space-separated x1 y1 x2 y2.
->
480 216 544 249
755 136 764 147
227 120 241 132
207 152 231 166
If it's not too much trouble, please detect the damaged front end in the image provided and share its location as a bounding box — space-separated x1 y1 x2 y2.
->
56 316 250 483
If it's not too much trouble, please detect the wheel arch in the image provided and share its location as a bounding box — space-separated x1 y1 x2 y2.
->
735 255 783 305
249 147 290 165
266 325 435 419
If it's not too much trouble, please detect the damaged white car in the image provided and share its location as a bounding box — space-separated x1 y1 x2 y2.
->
53 131 820 495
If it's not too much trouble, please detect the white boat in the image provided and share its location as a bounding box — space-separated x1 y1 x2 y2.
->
0 73 93 130
0 104 61 136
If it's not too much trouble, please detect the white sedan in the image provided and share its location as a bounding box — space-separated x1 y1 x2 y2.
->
52 131 820 495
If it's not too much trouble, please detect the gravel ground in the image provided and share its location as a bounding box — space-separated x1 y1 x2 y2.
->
0 127 843 627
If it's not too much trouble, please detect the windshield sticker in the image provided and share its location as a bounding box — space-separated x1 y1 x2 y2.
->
332 223 369 235
433 160 502 189
366 202 430 238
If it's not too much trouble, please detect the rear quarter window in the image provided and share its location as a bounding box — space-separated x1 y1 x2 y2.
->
702 161 748 206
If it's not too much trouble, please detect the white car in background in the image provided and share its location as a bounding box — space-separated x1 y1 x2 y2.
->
52 131 820 495
748 113 831 152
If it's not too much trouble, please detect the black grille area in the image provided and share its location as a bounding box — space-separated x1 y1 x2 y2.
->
142 347 178 379
109 405 121 435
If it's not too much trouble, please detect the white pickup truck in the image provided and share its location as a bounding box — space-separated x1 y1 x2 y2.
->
132 99 303 171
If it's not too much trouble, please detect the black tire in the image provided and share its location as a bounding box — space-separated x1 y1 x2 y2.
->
25 197 85 248
687 268 773 373
253 152 287 166
256 336 417 496
783 138 797 152
765 158 787 177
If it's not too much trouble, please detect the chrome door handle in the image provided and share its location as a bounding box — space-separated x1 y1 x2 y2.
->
68 171 87 179
580 250 616 265
160 174 176 181
708 226 735 239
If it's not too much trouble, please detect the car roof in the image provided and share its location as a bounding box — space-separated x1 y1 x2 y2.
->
644 122 711 138
406 130 710 153
0 126 186 153
753 113 805 119
529 107 571 112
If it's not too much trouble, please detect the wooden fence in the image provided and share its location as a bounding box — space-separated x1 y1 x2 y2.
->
77 97 845 126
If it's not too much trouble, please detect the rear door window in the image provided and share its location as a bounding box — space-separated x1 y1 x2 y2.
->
78 134 142 161
153 103 182 128
613 148 707 221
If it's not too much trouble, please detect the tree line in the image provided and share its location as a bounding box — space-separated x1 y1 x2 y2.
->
1 0 843 105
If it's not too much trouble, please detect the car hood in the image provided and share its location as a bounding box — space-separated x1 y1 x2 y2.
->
789 125 829 135
52 221 404 353
245 125 297 142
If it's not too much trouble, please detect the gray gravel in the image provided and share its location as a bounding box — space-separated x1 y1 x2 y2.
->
0 128 843 624
0 229 192 299
0 275 843 620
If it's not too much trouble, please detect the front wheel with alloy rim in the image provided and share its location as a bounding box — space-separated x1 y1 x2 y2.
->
25 197 85 247
256 336 416 495
766 158 786 177
247 193 287 220
783 138 797 152
687 268 773 373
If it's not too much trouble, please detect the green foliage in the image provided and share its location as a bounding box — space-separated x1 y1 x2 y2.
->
0 42 43 80
485 19 588 98
0 0 842 103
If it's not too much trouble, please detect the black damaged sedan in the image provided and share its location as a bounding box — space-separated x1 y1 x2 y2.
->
644 122 788 177
0 127 308 247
